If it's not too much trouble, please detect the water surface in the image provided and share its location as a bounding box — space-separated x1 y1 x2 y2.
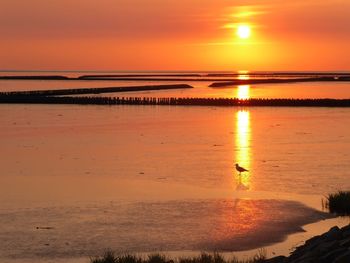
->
1 72 350 262
1 104 350 262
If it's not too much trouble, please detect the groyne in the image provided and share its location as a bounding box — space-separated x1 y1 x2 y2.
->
0 75 69 80
78 74 202 79
1 95 350 107
0 84 193 96
209 76 350 87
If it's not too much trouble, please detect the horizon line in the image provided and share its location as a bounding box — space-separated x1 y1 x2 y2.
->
1 69 350 73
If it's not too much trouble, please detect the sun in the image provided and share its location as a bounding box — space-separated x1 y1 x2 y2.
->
237 25 251 39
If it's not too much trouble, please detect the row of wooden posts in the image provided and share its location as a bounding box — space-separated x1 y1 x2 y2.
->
1 94 350 107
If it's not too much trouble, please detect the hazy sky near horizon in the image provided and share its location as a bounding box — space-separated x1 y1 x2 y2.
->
1 0 350 71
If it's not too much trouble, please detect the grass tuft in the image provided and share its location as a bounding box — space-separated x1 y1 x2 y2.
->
324 191 350 216
148 254 170 263
90 251 266 263
117 254 143 263
91 250 117 263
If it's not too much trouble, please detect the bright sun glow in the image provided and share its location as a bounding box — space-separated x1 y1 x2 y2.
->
237 25 251 39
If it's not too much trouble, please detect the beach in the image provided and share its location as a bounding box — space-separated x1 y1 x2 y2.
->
1 85 350 262
2 0 350 261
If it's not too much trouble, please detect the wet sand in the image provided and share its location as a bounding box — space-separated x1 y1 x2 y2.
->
0 195 331 260
1 103 350 262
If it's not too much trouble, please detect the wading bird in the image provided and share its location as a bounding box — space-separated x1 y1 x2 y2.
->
235 163 249 175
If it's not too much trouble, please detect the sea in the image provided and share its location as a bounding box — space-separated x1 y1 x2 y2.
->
0 71 350 263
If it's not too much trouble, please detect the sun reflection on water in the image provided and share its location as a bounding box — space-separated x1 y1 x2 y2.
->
238 73 249 80
237 85 250 100
237 73 251 100
235 110 251 190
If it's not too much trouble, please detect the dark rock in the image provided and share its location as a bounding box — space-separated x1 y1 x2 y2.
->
268 226 350 263
339 237 350 247
333 251 350 263
321 226 342 241
318 248 348 263
304 235 322 247
287 253 314 263
313 240 339 255
264 256 286 263
286 251 302 262
340 224 350 233
301 235 323 252
287 245 315 262
342 229 350 238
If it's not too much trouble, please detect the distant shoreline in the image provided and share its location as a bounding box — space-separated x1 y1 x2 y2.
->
1 74 350 86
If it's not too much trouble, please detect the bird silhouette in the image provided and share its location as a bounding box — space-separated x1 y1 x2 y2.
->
235 163 249 175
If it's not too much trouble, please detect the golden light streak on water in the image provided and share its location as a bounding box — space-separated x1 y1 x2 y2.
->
236 73 250 100
238 73 250 80
235 110 251 190
237 85 251 100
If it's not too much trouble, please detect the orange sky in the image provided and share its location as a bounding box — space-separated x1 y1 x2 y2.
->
1 0 349 71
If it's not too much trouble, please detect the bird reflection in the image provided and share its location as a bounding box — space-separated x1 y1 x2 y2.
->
235 110 251 190
236 176 250 191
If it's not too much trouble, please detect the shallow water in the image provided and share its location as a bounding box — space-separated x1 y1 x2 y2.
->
2 105 350 195
1 71 350 261
1 70 350 99
1 104 350 262
2 79 350 99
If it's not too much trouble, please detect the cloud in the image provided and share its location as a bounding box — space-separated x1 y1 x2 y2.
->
0 0 226 39
1 0 349 41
